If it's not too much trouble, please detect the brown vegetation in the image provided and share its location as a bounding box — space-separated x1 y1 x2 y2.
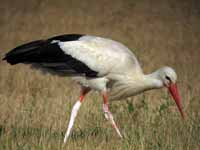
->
0 0 200 149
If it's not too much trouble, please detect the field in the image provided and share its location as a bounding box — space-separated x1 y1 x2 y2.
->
0 0 200 149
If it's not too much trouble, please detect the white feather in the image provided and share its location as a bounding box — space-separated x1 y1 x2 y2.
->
58 35 142 77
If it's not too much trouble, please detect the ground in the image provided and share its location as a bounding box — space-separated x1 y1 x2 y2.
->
0 0 200 149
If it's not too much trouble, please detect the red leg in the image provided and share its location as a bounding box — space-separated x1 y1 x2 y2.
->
80 87 90 102
64 87 90 143
102 92 122 138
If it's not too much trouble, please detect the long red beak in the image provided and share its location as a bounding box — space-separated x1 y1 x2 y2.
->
168 83 185 119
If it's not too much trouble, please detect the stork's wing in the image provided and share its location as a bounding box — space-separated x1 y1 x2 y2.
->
59 35 143 77
3 34 142 77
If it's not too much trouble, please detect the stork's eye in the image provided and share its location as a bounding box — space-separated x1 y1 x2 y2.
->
165 76 171 81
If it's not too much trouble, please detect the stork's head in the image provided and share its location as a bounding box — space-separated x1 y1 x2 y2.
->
157 67 185 119
159 67 177 86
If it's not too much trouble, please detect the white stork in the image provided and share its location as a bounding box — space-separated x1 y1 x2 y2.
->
3 34 184 143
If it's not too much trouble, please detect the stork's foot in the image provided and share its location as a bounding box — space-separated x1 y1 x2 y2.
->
103 104 123 138
64 101 81 143
102 93 123 138
64 87 90 143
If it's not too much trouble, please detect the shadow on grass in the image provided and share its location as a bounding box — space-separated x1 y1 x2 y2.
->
69 126 105 140
0 125 6 136
0 124 105 141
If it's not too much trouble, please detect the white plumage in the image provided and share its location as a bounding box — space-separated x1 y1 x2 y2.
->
59 36 144 100
59 35 142 76
3 34 184 143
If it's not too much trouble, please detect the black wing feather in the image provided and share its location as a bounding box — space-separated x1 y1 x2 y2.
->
3 34 98 77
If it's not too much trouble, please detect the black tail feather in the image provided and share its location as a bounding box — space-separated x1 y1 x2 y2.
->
2 34 98 77
3 34 84 65
3 40 46 65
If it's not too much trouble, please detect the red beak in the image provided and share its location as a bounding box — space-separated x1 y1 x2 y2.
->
168 83 185 119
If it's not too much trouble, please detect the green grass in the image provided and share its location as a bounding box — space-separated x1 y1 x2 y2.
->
0 97 199 150
0 0 200 149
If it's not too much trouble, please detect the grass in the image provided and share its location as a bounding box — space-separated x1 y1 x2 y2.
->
0 0 200 149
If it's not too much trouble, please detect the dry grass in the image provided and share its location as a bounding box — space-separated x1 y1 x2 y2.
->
0 0 200 149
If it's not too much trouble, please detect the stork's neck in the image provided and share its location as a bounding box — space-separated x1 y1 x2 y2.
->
144 70 163 89
108 71 164 100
